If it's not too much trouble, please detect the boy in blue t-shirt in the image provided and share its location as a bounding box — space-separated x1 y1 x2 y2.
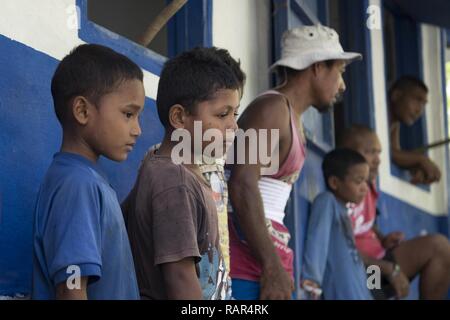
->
32 44 145 300
301 148 374 300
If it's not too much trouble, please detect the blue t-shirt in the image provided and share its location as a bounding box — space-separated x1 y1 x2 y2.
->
302 191 373 300
32 152 139 300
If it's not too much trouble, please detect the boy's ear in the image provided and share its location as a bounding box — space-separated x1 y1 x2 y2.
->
328 176 339 191
72 96 91 125
168 104 189 129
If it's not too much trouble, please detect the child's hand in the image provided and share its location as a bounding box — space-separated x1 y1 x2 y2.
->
301 279 322 300
418 157 441 184
382 231 405 249
387 268 410 299
409 168 426 184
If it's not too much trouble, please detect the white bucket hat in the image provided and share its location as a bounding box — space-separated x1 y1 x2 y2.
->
270 24 362 71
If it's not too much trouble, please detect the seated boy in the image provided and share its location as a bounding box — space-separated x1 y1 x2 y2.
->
32 44 145 299
338 124 450 300
301 148 373 300
121 47 242 300
388 76 440 184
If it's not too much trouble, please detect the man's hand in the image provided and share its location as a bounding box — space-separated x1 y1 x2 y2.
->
382 232 405 249
387 269 410 299
259 263 294 300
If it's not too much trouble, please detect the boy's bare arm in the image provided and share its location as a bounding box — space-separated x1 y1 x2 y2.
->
161 257 203 300
390 122 441 183
55 276 88 300
390 122 423 167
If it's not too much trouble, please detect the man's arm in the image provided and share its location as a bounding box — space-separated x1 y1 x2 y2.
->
228 96 294 300
55 277 88 300
161 257 203 300
229 164 293 300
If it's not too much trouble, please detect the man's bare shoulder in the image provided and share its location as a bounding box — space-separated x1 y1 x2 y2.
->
238 93 290 131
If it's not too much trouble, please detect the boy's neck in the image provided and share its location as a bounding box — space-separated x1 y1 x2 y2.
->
331 191 352 207
61 132 99 163
156 133 177 158
158 134 205 182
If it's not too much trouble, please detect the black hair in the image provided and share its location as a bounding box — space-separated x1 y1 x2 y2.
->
156 46 245 129
51 43 143 125
388 75 428 102
322 148 368 190
214 48 246 97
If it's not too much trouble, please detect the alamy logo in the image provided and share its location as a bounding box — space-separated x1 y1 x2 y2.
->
66 265 81 290
170 121 280 175
366 265 381 290
366 5 381 30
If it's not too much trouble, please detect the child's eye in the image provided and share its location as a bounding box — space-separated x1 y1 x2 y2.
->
234 112 240 117
218 112 228 118
124 112 134 119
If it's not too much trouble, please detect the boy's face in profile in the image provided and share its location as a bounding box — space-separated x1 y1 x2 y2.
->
352 133 382 182
392 86 428 126
85 79 145 162
331 163 370 204
183 88 240 157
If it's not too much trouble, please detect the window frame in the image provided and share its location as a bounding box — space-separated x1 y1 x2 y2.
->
382 0 431 190
77 0 213 75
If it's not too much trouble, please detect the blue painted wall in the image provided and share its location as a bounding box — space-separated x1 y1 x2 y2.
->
0 35 59 294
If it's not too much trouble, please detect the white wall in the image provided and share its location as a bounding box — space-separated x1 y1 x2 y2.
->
0 0 159 99
212 0 272 111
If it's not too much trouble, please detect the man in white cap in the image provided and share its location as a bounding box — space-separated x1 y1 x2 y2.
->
227 24 362 300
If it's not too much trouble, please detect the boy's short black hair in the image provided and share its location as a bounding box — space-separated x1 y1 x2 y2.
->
51 44 144 125
156 46 245 129
388 75 428 102
322 148 368 190
214 48 246 97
